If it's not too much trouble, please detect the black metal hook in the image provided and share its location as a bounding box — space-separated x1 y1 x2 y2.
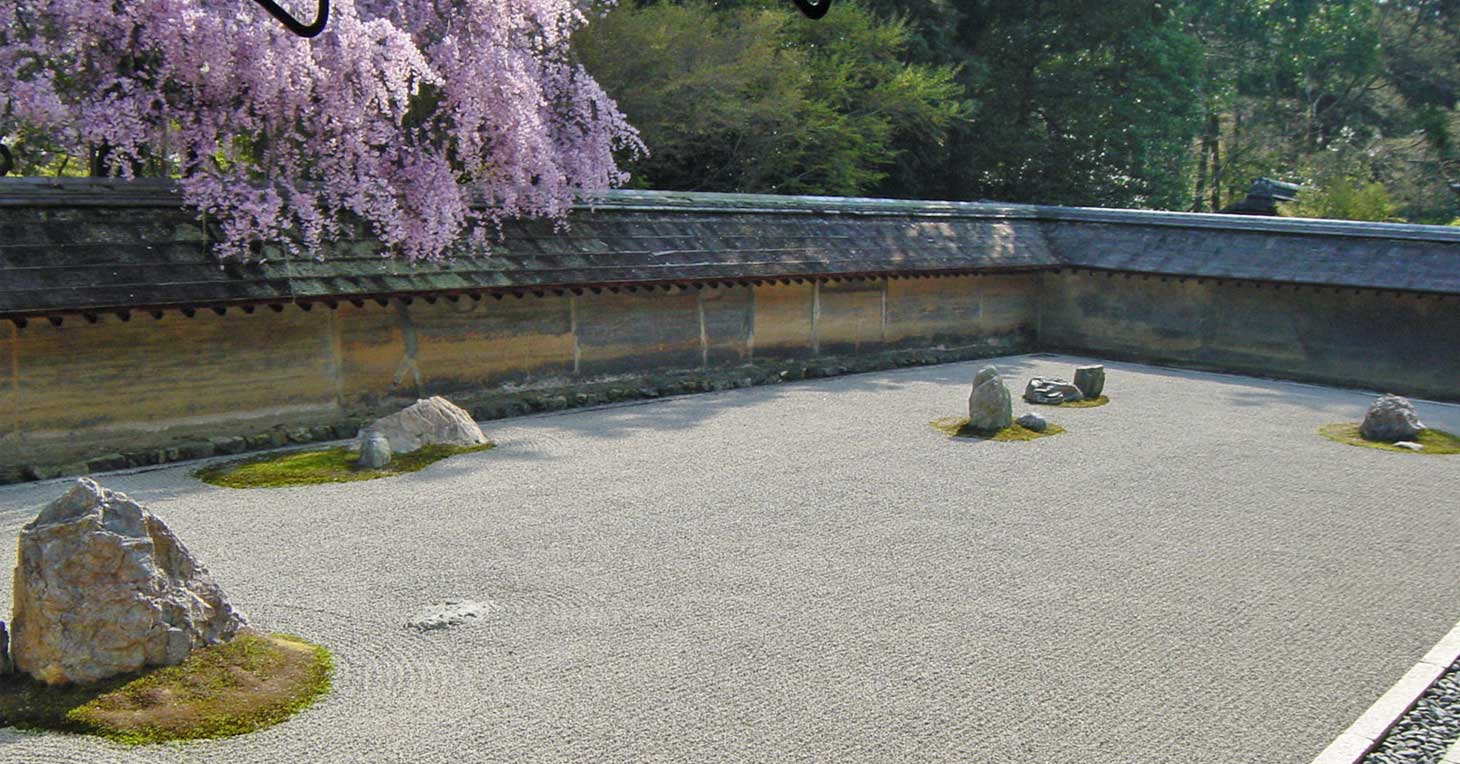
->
251 0 329 38
790 0 832 19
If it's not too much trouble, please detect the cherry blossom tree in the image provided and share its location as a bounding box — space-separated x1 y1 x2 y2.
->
0 0 643 260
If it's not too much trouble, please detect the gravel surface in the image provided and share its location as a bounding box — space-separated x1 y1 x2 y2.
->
0 354 1457 763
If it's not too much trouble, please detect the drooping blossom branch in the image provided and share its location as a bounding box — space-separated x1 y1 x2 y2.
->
0 0 643 261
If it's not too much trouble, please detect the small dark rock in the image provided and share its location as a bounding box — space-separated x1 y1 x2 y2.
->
207 436 248 455
24 465 64 482
1016 413 1048 432
245 434 273 449
85 453 130 472
177 441 216 460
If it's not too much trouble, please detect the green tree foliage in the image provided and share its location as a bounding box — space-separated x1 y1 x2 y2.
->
947 0 1205 208
575 0 1459 221
573 0 966 195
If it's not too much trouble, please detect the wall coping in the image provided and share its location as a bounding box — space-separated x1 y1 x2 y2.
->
3 178 1459 246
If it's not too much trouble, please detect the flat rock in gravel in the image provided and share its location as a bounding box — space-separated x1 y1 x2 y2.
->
968 367 1013 432
11 479 247 685
407 600 494 631
363 396 489 454
1025 377 1084 405
1361 394 1425 442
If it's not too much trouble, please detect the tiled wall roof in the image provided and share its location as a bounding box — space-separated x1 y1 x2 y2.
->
1 180 1457 318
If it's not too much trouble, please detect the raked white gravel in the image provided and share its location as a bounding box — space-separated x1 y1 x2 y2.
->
0 354 1456 764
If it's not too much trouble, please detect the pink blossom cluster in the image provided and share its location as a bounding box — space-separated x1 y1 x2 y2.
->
0 0 642 260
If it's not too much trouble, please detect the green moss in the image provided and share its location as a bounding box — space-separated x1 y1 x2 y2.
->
930 417 1066 441
196 442 494 488
1319 423 1460 455
1059 395 1110 408
0 633 332 745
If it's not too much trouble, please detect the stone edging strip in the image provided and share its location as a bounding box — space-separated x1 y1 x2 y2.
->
1312 621 1460 764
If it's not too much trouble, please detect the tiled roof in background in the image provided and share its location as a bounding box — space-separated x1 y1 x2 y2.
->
1 180 1457 318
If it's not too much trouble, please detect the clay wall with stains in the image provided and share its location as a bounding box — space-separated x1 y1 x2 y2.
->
0 274 1040 476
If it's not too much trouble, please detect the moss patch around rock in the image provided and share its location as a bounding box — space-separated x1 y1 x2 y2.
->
196 443 495 488
931 417 1066 441
1318 423 1460 454
1059 395 1110 408
0 632 332 745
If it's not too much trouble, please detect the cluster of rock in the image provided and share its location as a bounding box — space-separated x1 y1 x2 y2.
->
1361 394 1427 448
355 396 489 470
1024 364 1105 405
4 479 246 685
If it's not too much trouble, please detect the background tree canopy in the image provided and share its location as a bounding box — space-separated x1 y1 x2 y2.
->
576 0 1460 223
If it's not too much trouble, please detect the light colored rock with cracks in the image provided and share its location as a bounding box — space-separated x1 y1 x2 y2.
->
1360 394 1425 442
10 479 247 685
361 396 489 454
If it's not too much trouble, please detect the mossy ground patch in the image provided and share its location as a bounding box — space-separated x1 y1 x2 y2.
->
0 632 331 745
196 443 494 488
931 417 1066 441
1059 395 1110 408
1318 423 1460 454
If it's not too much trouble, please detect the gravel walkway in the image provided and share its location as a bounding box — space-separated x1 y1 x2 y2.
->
0 354 1457 764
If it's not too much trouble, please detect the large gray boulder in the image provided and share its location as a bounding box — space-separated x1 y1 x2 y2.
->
968 366 1013 432
11 479 247 685
1024 377 1084 405
1360 394 1425 442
363 396 489 454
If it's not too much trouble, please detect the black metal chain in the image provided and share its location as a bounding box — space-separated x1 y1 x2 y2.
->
251 0 329 38
250 0 821 36
790 0 833 19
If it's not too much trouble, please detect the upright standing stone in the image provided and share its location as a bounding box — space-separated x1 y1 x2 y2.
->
1359 394 1425 442
358 430 393 469
968 366 1013 432
363 396 490 454
11 479 247 685
1073 365 1106 399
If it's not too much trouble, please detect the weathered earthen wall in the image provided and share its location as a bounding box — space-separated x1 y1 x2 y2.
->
0 274 1039 477
1039 271 1460 400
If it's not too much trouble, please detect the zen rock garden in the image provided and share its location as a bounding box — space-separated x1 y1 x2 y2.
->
0 354 1454 764
945 363 1108 440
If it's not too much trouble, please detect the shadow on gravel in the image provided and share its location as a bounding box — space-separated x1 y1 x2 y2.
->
518 356 1043 442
